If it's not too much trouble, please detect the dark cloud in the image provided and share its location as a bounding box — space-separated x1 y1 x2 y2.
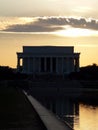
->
3 17 98 32
4 23 63 32
68 18 98 30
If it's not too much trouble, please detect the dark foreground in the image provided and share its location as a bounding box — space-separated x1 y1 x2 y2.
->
0 85 46 130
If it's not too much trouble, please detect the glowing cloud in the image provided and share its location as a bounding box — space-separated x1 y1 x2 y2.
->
1 16 98 37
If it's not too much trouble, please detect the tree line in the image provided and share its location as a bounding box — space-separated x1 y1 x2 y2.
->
0 64 98 80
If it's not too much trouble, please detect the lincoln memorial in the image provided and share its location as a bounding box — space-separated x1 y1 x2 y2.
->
17 46 80 75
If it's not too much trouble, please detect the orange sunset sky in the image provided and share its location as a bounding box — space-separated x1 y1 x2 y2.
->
0 0 98 68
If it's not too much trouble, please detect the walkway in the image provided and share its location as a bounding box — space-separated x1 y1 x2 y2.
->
24 91 73 130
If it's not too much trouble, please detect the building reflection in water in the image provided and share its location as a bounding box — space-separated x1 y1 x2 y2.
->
28 81 98 130
33 94 79 128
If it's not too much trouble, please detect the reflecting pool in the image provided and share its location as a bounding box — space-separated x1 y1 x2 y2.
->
34 95 98 130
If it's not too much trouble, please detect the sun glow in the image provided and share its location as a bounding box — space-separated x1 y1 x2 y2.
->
0 17 37 31
18 17 38 24
56 27 98 37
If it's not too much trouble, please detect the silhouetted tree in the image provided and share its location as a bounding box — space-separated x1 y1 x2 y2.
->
69 64 98 80
0 66 28 80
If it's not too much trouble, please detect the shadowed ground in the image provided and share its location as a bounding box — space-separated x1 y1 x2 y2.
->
0 85 47 130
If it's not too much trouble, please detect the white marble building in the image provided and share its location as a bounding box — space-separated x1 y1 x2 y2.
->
17 46 80 75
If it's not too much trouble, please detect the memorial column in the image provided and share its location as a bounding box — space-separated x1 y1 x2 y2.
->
27 57 30 73
75 57 79 72
62 57 64 74
50 57 53 73
39 57 41 73
33 57 35 73
17 56 21 71
66 57 70 74
44 57 46 72
56 57 58 74
71 57 74 72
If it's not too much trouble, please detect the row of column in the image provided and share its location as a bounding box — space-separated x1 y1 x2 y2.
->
17 56 79 74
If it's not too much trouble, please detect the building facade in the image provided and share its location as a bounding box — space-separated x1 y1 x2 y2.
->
17 46 80 75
